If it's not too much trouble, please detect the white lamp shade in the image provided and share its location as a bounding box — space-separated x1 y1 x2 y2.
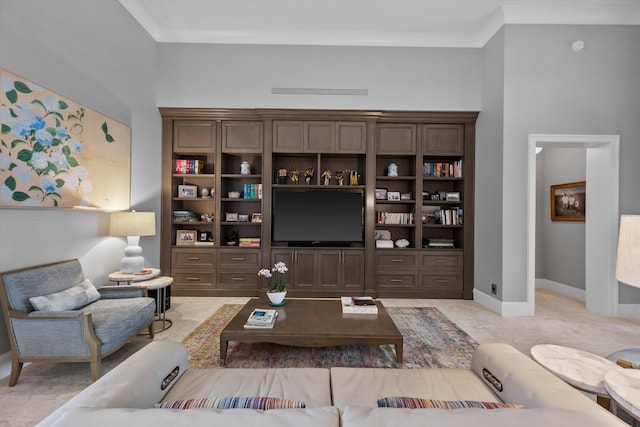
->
110 211 156 237
616 215 640 288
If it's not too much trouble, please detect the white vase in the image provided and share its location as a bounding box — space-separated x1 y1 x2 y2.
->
267 290 287 305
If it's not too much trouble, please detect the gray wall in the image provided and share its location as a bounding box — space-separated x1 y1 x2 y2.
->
0 0 161 354
536 148 587 290
501 24 640 302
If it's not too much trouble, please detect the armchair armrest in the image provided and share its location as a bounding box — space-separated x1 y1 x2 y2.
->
28 310 85 318
98 285 148 299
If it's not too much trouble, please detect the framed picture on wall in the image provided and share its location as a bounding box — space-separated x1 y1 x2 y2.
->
550 181 586 221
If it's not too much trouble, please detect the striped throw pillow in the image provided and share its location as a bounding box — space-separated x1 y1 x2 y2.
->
376 397 523 410
156 397 305 410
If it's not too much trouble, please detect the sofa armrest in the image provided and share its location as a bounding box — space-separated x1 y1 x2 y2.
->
98 285 147 299
37 341 190 427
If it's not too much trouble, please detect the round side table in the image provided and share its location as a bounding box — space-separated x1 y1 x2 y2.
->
531 343 623 409
108 270 173 333
605 369 640 427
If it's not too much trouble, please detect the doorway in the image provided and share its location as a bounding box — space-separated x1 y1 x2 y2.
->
527 134 619 317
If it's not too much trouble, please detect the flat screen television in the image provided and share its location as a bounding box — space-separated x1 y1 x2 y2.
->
272 189 364 246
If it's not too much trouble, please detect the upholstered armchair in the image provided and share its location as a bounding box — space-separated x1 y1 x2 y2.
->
0 259 156 386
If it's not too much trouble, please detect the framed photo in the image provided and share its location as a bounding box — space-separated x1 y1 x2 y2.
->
199 232 209 242
251 212 263 223
178 184 198 199
445 192 461 202
400 192 412 200
550 181 586 221
225 212 239 222
387 191 401 201
176 229 197 245
375 188 388 200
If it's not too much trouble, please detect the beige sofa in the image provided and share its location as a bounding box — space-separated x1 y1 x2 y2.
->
37 341 625 427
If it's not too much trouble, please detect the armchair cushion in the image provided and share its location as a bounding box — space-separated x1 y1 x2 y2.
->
29 279 101 311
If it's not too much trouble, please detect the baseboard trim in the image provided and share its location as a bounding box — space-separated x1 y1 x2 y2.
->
535 278 586 302
473 289 533 316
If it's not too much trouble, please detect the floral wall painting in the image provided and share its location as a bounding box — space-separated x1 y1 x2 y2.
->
0 69 131 209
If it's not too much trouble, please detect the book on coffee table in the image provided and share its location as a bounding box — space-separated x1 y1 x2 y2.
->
341 296 378 314
244 309 278 329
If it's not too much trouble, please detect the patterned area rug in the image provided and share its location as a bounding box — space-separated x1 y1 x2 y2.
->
182 304 478 369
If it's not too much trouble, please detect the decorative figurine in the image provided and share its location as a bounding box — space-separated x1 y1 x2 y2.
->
304 166 315 184
321 168 332 186
240 161 251 175
335 171 344 186
288 167 300 184
277 167 288 184
201 187 210 198
387 163 398 177
350 169 359 185
200 213 214 222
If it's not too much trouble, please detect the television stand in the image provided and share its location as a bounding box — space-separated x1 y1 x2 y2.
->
288 241 352 248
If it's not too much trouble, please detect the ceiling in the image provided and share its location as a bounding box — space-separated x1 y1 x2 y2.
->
119 0 640 48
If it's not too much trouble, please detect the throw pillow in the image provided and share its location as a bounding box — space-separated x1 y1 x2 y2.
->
29 279 101 311
156 397 306 410
376 397 524 410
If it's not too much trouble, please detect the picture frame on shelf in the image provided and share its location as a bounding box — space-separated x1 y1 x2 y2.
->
251 212 263 223
238 214 249 222
400 192 412 200
178 185 198 199
176 229 197 245
199 232 209 242
387 191 401 201
445 192 461 202
375 188 388 200
225 212 239 222
550 181 586 222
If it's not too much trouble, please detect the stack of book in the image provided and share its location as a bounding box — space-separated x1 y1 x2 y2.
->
172 210 198 222
244 308 278 329
239 237 261 247
425 238 455 248
175 159 204 174
340 296 378 314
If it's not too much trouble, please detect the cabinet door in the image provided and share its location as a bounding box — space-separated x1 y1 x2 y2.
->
295 250 318 289
174 121 216 153
304 121 335 152
222 121 263 153
422 124 463 155
317 250 340 289
336 122 366 153
273 121 303 152
342 250 364 290
376 124 416 154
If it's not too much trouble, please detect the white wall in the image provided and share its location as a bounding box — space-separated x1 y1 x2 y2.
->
0 0 161 354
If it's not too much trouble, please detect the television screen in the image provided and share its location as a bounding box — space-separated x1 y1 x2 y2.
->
272 189 363 245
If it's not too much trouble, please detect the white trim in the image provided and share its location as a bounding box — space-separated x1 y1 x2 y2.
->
536 278 586 302
473 289 532 317
528 134 620 317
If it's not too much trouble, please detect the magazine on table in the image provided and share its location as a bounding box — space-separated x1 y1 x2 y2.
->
245 309 278 328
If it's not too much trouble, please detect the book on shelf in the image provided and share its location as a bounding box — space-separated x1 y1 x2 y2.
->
244 308 278 329
341 296 378 314
424 238 455 248
423 160 463 178
175 159 204 174
376 211 414 225
239 237 261 247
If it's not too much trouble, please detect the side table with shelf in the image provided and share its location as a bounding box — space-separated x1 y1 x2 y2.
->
108 269 173 333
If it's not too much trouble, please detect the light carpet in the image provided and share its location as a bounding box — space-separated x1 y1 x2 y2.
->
182 304 478 369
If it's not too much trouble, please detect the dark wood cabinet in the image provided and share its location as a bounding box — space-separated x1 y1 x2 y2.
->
161 108 476 299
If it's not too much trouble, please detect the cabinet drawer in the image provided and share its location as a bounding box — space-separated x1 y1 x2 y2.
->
172 248 215 267
376 251 418 269
420 273 463 292
172 271 215 287
218 272 259 289
420 251 463 271
218 250 260 268
376 273 418 290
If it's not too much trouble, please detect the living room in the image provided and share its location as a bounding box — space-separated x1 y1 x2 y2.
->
1 0 640 424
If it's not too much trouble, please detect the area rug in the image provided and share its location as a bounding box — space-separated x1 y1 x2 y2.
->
182 304 478 369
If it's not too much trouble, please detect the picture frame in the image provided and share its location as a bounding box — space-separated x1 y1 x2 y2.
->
400 192 412 200
375 188 388 200
387 191 401 201
178 184 198 199
199 232 209 242
176 229 197 245
225 212 239 222
445 192 461 202
251 212 263 223
550 181 586 222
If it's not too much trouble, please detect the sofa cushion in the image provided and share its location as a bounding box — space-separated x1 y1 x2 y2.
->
29 279 100 311
156 397 305 410
376 397 523 409
86 298 155 352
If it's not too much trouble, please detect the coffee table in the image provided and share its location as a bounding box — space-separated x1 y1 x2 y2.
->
220 298 403 366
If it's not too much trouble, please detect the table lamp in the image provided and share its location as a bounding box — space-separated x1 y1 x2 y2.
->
109 211 156 273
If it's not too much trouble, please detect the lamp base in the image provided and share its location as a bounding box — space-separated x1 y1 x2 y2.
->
121 236 145 273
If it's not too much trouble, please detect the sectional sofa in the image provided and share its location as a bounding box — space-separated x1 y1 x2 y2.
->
37 340 625 426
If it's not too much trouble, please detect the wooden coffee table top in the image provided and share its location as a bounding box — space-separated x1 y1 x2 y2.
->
220 298 403 365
